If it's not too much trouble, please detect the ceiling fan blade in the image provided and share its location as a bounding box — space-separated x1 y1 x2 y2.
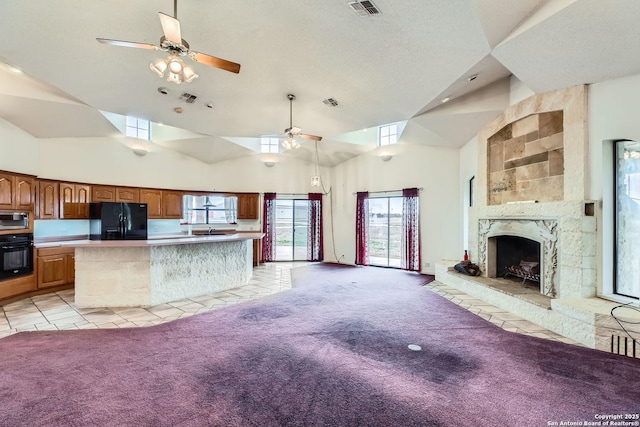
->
299 134 323 142
96 38 158 50
158 12 182 44
191 51 241 74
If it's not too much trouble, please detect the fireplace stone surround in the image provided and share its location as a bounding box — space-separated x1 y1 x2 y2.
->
436 85 640 356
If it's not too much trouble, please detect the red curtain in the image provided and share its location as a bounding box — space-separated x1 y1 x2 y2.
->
307 193 323 261
262 193 276 262
401 188 421 271
355 191 369 265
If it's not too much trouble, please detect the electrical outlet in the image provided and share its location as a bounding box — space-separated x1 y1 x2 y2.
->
425 262 431 268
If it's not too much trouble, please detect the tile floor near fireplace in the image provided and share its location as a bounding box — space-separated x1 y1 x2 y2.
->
0 263 578 346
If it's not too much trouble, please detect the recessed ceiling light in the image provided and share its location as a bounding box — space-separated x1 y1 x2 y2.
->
441 96 451 103
467 74 478 82
157 87 169 95
8 66 23 74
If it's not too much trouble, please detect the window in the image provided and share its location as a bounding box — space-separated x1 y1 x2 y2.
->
261 137 279 153
183 195 237 225
125 117 150 140
614 140 640 299
378 123 398 146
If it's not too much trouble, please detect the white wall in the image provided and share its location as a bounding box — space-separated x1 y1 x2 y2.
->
0 118 40 175
37 137 211 191
459 136 478 254
328 143 460 274
589 71 640 295
509 76 535 106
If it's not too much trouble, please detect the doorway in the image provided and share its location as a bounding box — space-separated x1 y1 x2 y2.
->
274 199 310 261
367 196 402 267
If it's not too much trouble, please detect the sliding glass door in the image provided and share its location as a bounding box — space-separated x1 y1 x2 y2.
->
274 199 309 261
367 197 402 267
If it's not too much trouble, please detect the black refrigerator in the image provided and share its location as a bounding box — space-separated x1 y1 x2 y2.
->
89 202 148 240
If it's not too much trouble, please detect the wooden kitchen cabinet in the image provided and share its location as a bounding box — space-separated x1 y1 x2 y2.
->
36 246 74 289
0 275 36 301
91 185 116 202
0 172 36 211
37 180 59 219
116 187 139 203
66 252 75 284
162 190 184 219
140 189 162 218
59 182 90 219
237 193 259 220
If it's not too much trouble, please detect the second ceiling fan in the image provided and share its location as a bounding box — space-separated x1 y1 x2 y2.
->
281 94 322 150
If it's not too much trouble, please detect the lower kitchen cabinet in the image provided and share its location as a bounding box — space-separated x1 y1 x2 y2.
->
0 275 36 301
36 247 75 289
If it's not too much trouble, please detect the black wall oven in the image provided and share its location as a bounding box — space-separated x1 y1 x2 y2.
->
0 233 34 281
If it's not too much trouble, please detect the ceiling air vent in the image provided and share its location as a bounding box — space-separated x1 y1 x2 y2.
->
348 1 381 16
179 92 198 104
323 98 339 107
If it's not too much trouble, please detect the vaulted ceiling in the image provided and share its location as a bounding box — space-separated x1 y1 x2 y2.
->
1 0 639 166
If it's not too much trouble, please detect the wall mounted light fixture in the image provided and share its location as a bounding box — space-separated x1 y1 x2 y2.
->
132 147 148 157
380 154 392 161
264 160 275 167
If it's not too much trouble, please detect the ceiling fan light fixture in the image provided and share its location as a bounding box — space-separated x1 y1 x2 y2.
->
151 54 198 84
182 66 198 82
168 57 184 74
150 58 168 77
281 135 300 150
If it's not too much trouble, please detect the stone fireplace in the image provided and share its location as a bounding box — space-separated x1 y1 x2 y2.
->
435 85 640 354
468 85 597 300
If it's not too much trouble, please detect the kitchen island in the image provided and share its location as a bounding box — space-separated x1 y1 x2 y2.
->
68 233 263 308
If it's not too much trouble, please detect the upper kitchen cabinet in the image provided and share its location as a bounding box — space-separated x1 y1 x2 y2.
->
0 172 36 211
59 182 91 219
37 180 59 219
116 187 140 203
91 185 116 202
162 191 184 219
140 189 162 219
92 185 140 203
237 193 259 220
140 189 182 219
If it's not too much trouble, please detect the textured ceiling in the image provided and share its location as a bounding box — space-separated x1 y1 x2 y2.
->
0 0 639 166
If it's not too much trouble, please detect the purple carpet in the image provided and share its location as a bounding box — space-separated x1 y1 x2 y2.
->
1 263 638 426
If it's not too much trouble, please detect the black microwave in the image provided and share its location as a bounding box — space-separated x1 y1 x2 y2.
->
0 212 29 231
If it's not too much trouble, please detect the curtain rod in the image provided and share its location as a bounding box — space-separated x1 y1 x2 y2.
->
263 192 323 197
352 187 423 195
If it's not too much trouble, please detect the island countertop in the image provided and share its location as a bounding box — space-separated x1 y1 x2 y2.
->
35 232 264 248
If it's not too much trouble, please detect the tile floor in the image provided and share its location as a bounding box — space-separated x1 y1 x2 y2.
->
0 263 580 346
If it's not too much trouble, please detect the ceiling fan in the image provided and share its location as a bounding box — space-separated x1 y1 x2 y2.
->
96 0 240 84
281 94 322 150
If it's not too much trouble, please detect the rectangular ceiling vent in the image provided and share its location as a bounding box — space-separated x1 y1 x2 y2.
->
348 1 381 16
323 98 339 107
179 92 197 103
